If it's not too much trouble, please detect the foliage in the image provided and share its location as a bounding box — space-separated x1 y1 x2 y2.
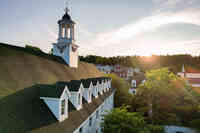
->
147 124 165 133
101 106 164 133
106 74 132 107
49 48 53 55
25 45 42 52
189 119 200 129
134 68 200 126
80 54 200 72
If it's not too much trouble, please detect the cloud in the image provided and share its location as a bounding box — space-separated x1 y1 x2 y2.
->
91 38 200 57
46 26 57 42
152 0 191 7
152 0 197 13
91 8 200 48
39 0 200 57
77 5 200 56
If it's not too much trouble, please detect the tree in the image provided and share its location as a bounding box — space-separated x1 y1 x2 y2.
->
101 106 164 133
134 68 200 126
49 48 53 54
25 45 42 52
107 74 132 107
189 119 200 129
80 54 200 73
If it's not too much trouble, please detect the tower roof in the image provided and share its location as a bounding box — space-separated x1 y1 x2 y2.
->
58 10 75 24
62 11 71 20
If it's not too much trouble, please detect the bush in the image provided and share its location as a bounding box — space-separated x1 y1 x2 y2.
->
25 45 42 52
189 119 200 129
106 74 132 107
101 106 165 133
147 124 165 133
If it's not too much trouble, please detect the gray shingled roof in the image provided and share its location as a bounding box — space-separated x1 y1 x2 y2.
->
80 79 92 88
39 77 111 98
56 80 82 92
87 78 98 86
58 12 75 24
39 84 66 98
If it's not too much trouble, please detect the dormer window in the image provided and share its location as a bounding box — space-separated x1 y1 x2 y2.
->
78 93 81 105
61 99 65 115
89 90 91 100
96 110 99 119
89 117 92 126
79 127 83 133
96 88 98 94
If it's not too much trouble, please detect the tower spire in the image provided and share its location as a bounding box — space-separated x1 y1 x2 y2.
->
65 1 70 13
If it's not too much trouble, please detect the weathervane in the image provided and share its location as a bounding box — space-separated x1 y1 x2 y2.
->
65 0 71 13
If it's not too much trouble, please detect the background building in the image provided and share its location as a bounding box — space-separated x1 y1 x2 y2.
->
96 65 114 74
178 65 200 87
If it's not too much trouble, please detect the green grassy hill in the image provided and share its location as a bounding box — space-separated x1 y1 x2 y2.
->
0 43 104 133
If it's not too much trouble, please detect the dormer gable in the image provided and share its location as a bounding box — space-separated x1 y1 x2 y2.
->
100 79 104 95
88 78 99 98
103 77 111 92
97 78 103 94
37 76 112 123
96 77 105 94
39 84 71 122
81 79 93 103
102 78 107 93
56 80 84 110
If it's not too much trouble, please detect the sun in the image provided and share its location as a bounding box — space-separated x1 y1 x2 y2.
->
136 43 164 56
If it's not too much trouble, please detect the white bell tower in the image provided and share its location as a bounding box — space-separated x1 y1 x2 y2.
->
53 6 79 68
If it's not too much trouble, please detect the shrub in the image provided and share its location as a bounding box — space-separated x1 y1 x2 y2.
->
25 45 42 52
189 119 200 129
147 124 165 133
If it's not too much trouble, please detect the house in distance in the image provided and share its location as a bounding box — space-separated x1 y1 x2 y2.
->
178 65 200 87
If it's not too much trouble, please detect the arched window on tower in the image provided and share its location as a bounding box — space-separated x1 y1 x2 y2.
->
72 46 78 52
62 27 65 38
67 28 71 39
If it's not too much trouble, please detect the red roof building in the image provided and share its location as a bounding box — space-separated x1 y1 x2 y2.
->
178 65 200 87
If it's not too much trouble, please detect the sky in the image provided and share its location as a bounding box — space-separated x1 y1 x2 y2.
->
1 0 200 57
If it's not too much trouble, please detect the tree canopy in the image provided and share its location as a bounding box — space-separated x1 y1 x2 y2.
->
106 74 132 107
101 106 164 133
25 45 42 52
80 54 200 73
134 68 200 127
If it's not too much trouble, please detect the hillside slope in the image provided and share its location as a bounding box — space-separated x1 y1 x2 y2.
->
0 43 103 99
0 43 104 133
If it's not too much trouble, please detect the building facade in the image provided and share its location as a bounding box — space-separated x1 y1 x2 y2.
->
113 64 134 80
96 65 114 74
178 65 200 87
